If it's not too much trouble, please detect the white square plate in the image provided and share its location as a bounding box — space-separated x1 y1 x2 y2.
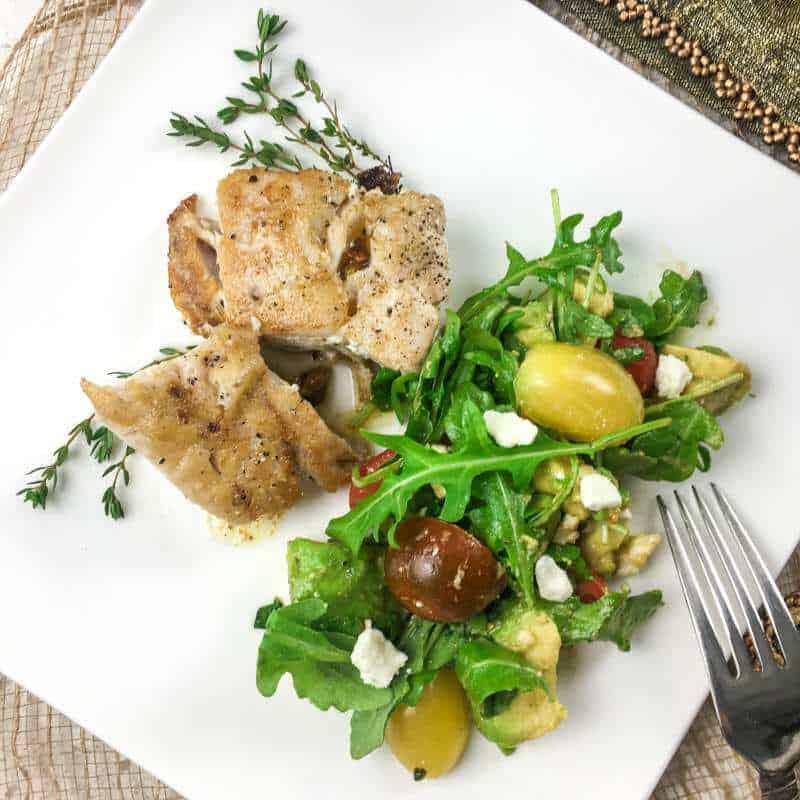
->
1 1 798 797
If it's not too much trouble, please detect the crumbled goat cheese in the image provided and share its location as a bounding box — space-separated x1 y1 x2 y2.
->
483 410 538 448
655 354 693 399
580 473 622 511
535 555 573 602
350 621 407 688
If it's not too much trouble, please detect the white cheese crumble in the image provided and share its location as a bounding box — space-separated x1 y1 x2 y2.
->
535 555 573 602
483 410 538 448
350 621 407 688
655 354 693 399
580 473 622 511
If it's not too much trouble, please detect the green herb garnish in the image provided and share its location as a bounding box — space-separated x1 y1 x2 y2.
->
169 9 396 188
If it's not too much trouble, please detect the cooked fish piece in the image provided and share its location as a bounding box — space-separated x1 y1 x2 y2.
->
260 368 358 491
81 327 358 525
217 169 352 337
215 168 449 372
167 195 226 334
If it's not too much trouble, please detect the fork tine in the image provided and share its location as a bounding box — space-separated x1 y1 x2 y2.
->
674 490 751 675
711 483 800 666
690 487 773 673
657 495 730 687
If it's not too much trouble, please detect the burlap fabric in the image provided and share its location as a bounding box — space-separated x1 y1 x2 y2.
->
1 2 798 798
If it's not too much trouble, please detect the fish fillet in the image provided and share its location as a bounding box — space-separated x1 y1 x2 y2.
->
169 169 449 372
81 327 358 525
167 195 226 334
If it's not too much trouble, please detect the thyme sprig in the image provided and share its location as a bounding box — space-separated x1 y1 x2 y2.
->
19 344 196 519
168 114 302 172
17 416 96 510
169 9 397 187
101 446 135 520
108 345 198 379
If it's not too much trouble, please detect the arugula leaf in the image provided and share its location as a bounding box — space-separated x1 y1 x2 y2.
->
460 328 518 407
335 400 669 555
442 383 495 446
459 205 624 326
546 543 592 581
608 294 655 337
646 270 708 343
370 368 418 424
468 473 537 607
350 705 396 759
349 617 472 759
405 310 462 442
588 211 624 274
612 346 645 365
537 589 662 650
610 271 707 344
598 590 663 651
256 599 395 712
537 592 627 647
602 399 723 482
287 539 405 637
254 598 283 629
455 639 552 719
371 368 400 411
556 296 614 342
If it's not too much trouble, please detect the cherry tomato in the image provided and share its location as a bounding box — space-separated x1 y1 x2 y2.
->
386 668 471 779
612 331 657 397
385 517 507 622
348 449 396 508
576 574 608 604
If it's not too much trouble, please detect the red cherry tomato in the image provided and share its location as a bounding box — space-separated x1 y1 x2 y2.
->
348 449 396 508
612 331 657 396
576 574 608 604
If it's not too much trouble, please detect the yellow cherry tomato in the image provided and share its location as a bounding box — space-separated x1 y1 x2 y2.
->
515 342 644 442
386 668 471 780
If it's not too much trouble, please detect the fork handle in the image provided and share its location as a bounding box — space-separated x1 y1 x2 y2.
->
760 769 799 800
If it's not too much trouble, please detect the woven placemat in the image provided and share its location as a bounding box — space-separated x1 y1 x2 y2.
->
1 2 798 798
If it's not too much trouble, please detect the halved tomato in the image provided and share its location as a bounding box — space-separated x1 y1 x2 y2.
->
576 574 608 604
348 449 396 508
612 331 657 396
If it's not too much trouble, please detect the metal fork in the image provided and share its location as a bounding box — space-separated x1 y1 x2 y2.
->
657 484 800 799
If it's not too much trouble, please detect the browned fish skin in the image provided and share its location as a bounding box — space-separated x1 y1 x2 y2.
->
81 327 358 525
215 168 449 372
167 195 226 334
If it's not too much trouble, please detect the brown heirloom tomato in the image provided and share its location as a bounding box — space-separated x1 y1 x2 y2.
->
385 517 506 622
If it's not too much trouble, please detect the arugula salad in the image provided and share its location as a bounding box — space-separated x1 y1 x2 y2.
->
253 191 750 780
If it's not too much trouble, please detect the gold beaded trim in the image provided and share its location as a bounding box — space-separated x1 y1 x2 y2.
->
592 0 800 164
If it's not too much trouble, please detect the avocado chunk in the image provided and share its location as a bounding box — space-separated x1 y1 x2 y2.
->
507 295 556 351
660 344 751 414
580 520 628 577
287 538 405 637
572 269 614 318
471 603 566 750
